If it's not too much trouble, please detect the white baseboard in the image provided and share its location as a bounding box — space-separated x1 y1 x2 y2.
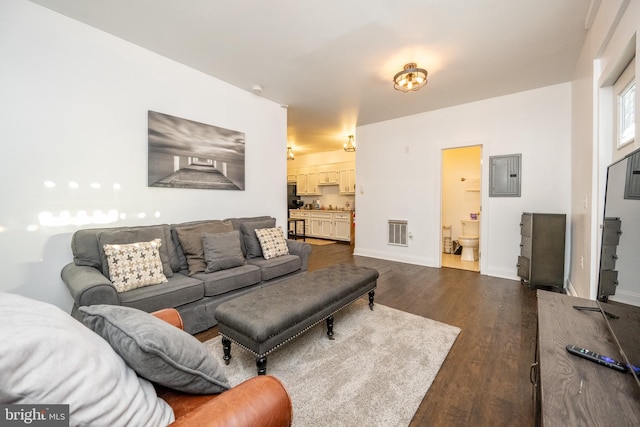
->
352 248 435 267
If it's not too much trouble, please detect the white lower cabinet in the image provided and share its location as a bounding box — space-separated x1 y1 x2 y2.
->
310 212 333 239
333 213 351 241
291 210 352 242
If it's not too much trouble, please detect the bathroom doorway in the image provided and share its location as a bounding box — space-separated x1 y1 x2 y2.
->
441 145 482 272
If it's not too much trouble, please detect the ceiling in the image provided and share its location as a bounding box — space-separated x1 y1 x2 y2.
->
30 0 598 155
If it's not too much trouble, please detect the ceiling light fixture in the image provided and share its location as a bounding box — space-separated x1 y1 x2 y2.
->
393 63 428 92
344 135 356 152
287 146 295 160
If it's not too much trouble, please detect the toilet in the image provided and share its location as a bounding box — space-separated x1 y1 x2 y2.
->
459 219 479 262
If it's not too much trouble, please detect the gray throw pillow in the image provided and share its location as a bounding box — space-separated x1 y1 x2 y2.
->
175 221 234 275
202 230 246 273
97 227 174 278
1 293 173 426
79 305 230 395
239 219 277 258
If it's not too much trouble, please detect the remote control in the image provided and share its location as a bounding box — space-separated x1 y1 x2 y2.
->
566 345 628 372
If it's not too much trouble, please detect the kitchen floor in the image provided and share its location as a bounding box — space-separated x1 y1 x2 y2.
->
442 253 479 272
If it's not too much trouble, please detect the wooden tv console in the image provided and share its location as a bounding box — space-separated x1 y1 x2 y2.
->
535 290 640 425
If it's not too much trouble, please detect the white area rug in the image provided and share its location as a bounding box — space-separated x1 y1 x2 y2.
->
204 299 460 426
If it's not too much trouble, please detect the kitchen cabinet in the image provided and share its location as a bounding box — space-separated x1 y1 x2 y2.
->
296 172 318 195
288 162 354 192
310 212 333 239
333 212 351 241
339 168 355 195
517 212 566 291
306 172 318 195
290 210 352 242
318 169 339 185
296 174 307 195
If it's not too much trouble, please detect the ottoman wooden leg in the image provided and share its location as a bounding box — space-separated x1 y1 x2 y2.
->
222 337 232 365
369 290 375 310
326 314 335 340
256 356 267 375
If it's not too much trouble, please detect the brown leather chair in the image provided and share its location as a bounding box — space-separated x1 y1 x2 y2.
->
152 308 293 427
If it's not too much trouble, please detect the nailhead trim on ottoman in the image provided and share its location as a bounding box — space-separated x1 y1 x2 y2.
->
214 264 379 375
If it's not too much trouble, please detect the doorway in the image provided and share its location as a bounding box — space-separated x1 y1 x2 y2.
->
441 145 482 272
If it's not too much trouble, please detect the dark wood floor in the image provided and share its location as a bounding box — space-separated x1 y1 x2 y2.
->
197 243 538 426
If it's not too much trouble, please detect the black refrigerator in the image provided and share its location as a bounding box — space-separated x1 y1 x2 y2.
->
287 184 301 211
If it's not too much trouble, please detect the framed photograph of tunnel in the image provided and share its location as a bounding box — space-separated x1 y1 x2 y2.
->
148 111 245 190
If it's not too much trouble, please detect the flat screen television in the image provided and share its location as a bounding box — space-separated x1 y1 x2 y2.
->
597 146 640 391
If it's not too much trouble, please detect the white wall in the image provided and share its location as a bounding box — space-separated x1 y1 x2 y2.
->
355 84 572 280
0 0 288 310
570 0 640 298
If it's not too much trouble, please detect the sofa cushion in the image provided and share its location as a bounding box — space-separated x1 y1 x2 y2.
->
255 227 290 260
226 216 274 230
239 218 277 258
193 264 262 297
118 272 204 313
226 216 273 253
170 219 221 272
97 226 174 278
80 304 230 395
72 225 176 274
103 239 168 292
0 292 173 427
174 221 234 276
202 230 246 273
246 254 302 281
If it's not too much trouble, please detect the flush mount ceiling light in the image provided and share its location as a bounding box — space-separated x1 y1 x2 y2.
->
344 135 356 152
393 63 428 92
287 146 295 160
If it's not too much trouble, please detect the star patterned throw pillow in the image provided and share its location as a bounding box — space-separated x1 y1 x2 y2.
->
103 239 168 292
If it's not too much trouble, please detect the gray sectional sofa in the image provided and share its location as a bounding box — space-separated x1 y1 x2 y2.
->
61 216 312 334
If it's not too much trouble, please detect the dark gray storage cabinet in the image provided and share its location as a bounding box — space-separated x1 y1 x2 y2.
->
598 217 621 300
517 212 566 291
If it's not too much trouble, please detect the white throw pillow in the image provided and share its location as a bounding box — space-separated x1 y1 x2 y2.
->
255 226 290 260
0 292 174 427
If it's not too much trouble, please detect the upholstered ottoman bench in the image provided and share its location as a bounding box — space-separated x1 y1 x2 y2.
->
214 264 379 375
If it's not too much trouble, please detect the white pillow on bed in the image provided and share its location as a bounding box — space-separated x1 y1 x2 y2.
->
0 292 174 427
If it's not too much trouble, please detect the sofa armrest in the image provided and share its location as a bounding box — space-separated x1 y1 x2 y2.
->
152 308 184 330
61 263 119 307
166 376 292 427
151 310 292 427
285 239 312 272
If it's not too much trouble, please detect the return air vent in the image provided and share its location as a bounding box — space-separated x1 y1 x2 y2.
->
388 220 408 246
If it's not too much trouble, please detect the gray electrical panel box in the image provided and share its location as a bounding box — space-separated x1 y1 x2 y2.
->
624 150 640 200
489 154 521 197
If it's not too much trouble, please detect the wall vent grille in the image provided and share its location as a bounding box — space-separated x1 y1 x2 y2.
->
388 220 408 246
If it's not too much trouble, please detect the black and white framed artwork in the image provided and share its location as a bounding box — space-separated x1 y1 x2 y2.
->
148 111 245 190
